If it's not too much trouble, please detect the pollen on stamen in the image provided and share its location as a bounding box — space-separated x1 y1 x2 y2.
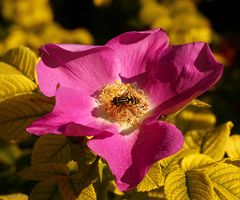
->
98 80 149 128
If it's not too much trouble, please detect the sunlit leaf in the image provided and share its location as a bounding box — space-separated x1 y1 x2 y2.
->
108 181 124 196
206 163 240 199
29 180 63 200
181 154 215 171
97 159 107 183
137 162 164 192
164 169 214 200
0 193 28 200
175 107 216 132
226 135 240 159
184 122 233 160
160 99 209 123
19 163 69 181
0 93 53 141
67 160 79 174
1 46 37 81
78 184 96 200
223 158 240 168
189 99 211 108
159 148 198 176
0 62 37 102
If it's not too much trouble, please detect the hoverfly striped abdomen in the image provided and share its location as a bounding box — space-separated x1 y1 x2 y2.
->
112 95 139 106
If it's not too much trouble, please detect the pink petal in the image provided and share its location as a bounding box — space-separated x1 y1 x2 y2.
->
140 42 223 118
106 28 169 78
87 120 183 191
27 87 117 136
37 44 120 97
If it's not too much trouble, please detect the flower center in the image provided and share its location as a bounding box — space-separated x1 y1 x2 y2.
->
98 81 149 128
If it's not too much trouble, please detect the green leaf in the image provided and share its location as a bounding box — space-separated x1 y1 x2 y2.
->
58 175 97 200
159 148 198 176
69 138 96 166
31 135 72 165
128 192 149 200
32 136 96 166
77 184 96 200
58 177 81 200
181 154 215 172
1 46 37 81
226 135 240 159
137 162 164 192
184 122 233 160
164 169 214 200
0 62 37 102
26 159 98 200
206 163 240 200
29 181 63 200
0 93 53 141
0 193 28 200
19 163 70 181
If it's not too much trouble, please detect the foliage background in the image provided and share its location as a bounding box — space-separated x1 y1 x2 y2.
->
0 0 240 199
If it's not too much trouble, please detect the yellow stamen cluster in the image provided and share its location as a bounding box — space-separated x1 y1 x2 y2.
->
98 81 149 128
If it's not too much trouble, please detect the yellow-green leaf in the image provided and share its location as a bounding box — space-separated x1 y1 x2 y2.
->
32 135 95 166
0 193 28 200
206 163 240 200
78 184 96 200
226 135 240 159
67 160 79 174
137 162 164 192
223 158 240 168
57 159 98 199
58 177 80 200
181 154 215 172
164 169 214 200
108 181 124 196
19 163 70 181
159 148 198 176
148 187 166 199
214 188 228 200
1 46 37 81
29 180 63 200
0 62 37 102
184 122 233 160
58 176 97 200
190 99 211 108
0 93 53 141
0 139 22 165
31 135 72 165
176 107 216 132
69 138 96 166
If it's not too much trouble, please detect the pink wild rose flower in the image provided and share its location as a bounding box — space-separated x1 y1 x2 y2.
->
27 29 223 191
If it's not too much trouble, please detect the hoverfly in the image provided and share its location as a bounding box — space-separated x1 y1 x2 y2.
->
112 83 140 106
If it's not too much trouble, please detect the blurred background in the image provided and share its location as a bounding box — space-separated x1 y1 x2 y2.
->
3 0 236 130
0 0 240 195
